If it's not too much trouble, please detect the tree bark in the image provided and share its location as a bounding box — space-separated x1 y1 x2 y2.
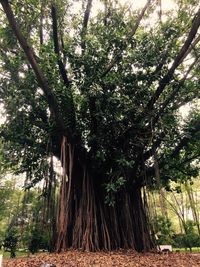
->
55 145 155 251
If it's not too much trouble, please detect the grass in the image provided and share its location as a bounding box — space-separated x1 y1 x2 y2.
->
173 247 200 252
0 249 49 259
0 249 29 259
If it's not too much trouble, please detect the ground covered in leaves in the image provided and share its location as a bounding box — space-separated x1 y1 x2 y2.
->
3 250 200 267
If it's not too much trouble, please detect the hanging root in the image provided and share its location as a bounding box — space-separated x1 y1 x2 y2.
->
55 137 155 252
56 136 69 251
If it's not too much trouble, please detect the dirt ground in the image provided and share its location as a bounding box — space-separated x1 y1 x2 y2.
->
3 250 200 267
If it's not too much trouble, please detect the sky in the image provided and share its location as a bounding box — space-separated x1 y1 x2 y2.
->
70 0 177 20
123 0 175 10
0 104 5 125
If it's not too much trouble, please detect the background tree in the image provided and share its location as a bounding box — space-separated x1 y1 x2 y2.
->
3 227 18 258
0 0 199 252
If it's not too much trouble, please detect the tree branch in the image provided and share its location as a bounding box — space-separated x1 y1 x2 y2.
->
121 10 200 142
171 121 200 159
143 9 200 114
101 0 153 78
81 0 93 52
0 0 69 137
180 34 200 62
39 1 44 45
181 153 200 165
133 117 200 188
143 132 166 162
150 57 199 127
51 4 70 87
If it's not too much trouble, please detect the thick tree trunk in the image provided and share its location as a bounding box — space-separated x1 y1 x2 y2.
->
55 139 155 252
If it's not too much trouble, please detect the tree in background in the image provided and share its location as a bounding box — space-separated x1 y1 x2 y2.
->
0 0 199 252
3 227 18 258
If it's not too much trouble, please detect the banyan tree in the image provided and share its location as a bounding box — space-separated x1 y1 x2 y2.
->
0 0 200 252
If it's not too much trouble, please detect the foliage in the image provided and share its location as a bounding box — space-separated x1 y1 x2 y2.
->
0 176 51 252
173 232 200 250
28 226 50 254
153 216 174 245
0 180 14 220
182 220 200 250
12 188 52 252
3 227 18 258
153 215 200 249
105 176 126 206
0 179 24 243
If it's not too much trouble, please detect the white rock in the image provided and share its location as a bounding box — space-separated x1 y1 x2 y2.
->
157 245 172 252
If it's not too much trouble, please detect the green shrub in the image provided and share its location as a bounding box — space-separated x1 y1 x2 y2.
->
28 226 51 254
153 215 174 245
172 220 200 249
3 228 18 258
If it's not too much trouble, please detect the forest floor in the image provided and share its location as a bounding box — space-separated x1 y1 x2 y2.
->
3 250 200 267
